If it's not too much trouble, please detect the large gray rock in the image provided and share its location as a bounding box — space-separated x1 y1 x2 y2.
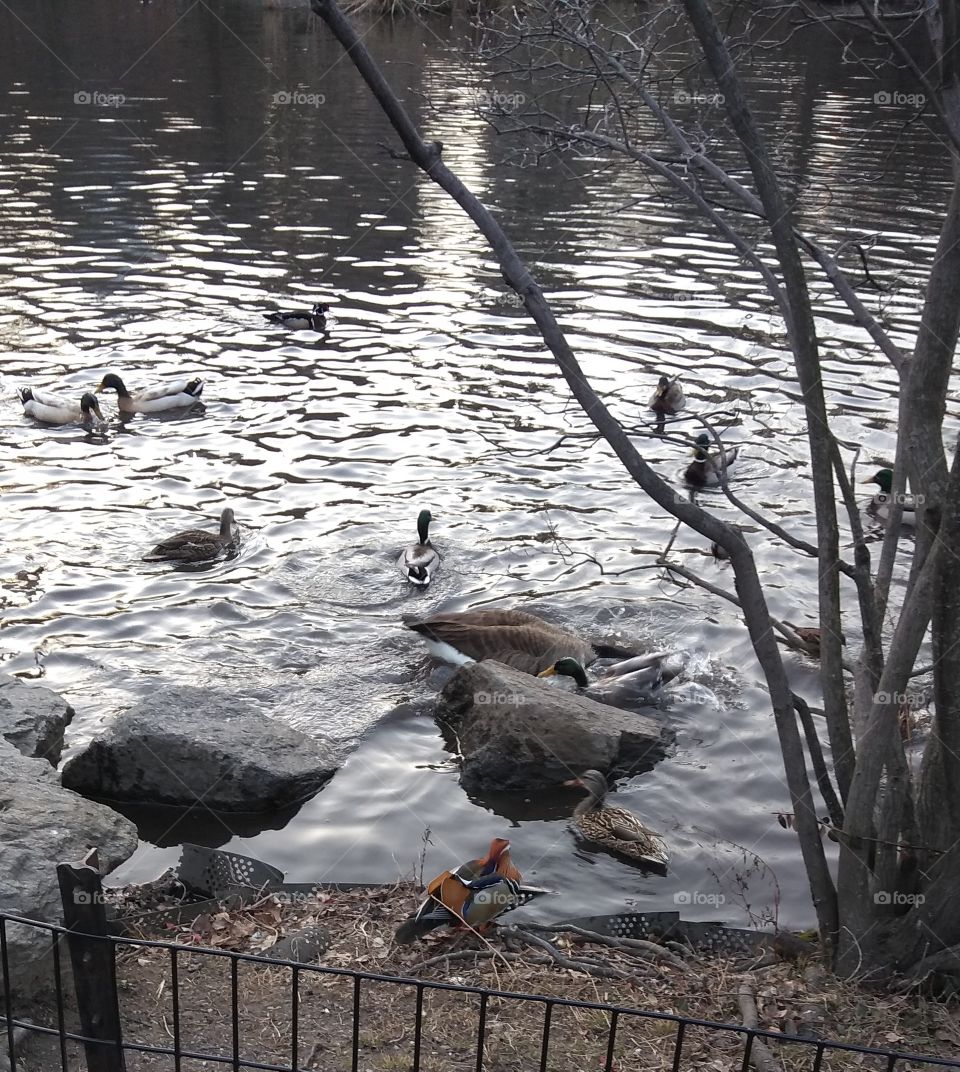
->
61 687 338 811
437 660 671 792
0 739 138 997
0 675 73 765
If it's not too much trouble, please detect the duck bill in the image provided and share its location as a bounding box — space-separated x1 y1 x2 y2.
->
94 382 106 394
563 777 585 788
91 401 105 421
537 667 558 679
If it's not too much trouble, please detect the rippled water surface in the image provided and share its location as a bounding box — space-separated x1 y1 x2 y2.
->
1 0 955 931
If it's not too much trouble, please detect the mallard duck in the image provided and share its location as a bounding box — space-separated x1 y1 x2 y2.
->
868 468 918 525
405 608 635 675
263 303 329 332
565 769 669 869
648 374 685 416
395 837 548 944
142 507 239 563
97 373 203 415
537 651 685 708
19 388 106 430
685 432 739 486
399 509 440 586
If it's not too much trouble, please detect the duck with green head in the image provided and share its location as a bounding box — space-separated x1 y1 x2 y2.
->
868 468 917 525
20 387 106 431
399 509 440 586
97 372 203 415
685 431 739 487
538 650 685 709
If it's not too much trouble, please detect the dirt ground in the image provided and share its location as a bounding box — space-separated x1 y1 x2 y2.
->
7 884 960 1071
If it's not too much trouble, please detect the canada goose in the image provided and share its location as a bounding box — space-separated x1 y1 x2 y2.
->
405 608 634 675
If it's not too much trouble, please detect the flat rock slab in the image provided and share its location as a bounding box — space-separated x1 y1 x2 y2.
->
61 686 338 812
0 675 74 765
0 740 138 997
437 660 671 792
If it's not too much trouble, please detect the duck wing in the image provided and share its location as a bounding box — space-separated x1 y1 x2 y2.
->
142 528 222 562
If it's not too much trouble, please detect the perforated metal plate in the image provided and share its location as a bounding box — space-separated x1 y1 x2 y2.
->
177 844 285 897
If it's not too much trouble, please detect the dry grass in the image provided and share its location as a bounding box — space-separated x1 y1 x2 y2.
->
8 885 960 1071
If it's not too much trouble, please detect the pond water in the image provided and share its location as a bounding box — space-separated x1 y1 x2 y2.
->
0 0 953 932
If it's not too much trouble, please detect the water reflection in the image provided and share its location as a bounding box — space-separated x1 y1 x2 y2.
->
0 0 953 929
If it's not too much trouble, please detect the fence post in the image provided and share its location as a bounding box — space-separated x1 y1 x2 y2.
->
56 849 126 1072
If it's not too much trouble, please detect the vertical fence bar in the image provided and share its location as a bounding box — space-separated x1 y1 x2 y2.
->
1 920 15 1069
671 1021 686 1072
603 1010 619 1072
170 947 181 1072
56 854 126 1072
412 984 424 1072
474 992 488 1072
231 956 240 1072
740 1031 754 1072
886 1056 897 1071
539 1002 553 1072
812 1043 825 1072
51 931 69 1070
290 967 300 1072
351 975 361 1072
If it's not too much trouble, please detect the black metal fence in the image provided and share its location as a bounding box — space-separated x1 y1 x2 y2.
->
3 910 960 1072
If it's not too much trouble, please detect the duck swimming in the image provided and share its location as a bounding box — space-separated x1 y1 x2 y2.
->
537 651 686 708
565 769 669 869
19 388 106 430
263 303 329 332
143 507 239 563
405 608 634 676
97 373 203 415
648 374 685 417
868 468 917 525
685 432 739 487
399 509 440 586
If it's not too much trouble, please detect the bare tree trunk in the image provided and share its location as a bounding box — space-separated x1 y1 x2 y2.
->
307 0 839 944
679 0 852 811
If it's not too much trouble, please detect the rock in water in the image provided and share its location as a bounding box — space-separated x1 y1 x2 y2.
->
61 686 339 811
436 660 671 793
0 675 74 765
